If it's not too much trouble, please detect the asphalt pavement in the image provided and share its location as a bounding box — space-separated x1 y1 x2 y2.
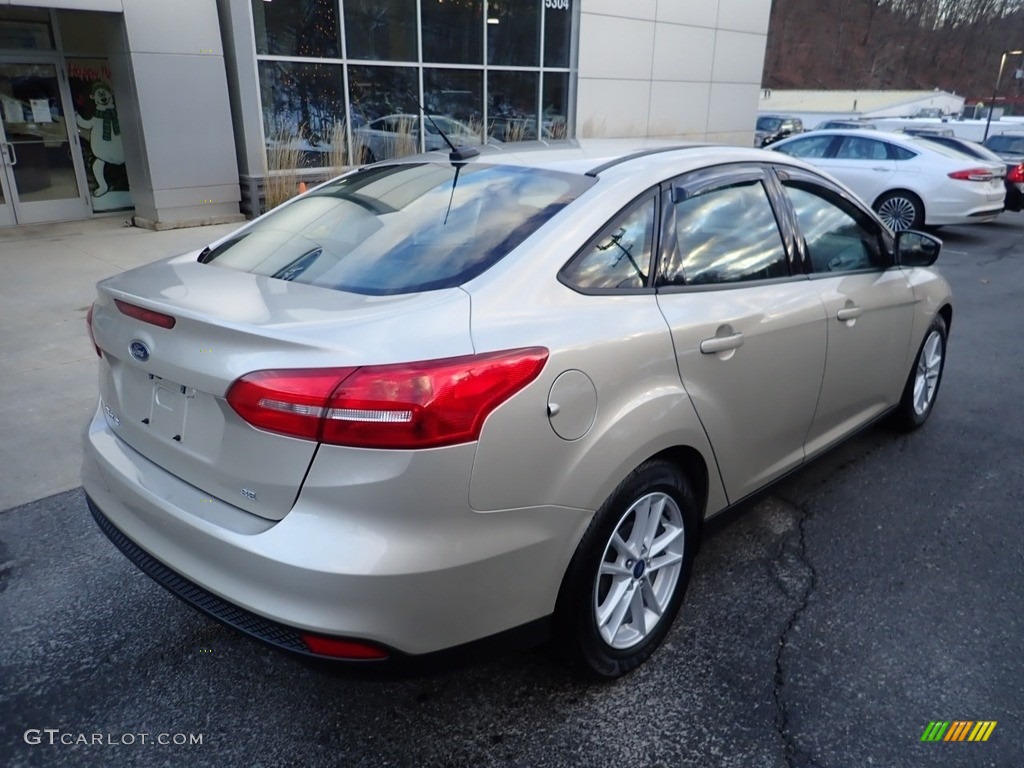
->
1 215 1021 768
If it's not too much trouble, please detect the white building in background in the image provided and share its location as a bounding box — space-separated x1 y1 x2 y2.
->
0 0 772 230
759 89 966 129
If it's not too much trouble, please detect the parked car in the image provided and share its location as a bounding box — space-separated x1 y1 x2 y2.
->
899 126 955 137
815 119 876 130
917 134 1024 212
769 129 1006 230
354 113 484 162
982 131 1024 212
754 114 803 147
83 140 951 678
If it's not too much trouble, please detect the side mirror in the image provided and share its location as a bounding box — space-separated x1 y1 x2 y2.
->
895 230 942 267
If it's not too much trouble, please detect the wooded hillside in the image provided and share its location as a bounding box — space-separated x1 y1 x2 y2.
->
763 0 1024 101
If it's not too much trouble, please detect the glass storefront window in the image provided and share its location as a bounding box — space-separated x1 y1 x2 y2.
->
488 71 538 141
251 0 339 58
344 0 417 62
0 21 54 50
348 65 419 161
253 0 575 173
424 68 483 143
487 0 539 67
542 72 569 139
421 0 482 64
544 0 572 67
259 60 344 167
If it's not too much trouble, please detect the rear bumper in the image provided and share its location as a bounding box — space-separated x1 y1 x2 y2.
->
82 404 590 656
926 186 1005 225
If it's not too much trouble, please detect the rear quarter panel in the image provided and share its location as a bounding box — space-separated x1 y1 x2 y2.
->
462 181 727 522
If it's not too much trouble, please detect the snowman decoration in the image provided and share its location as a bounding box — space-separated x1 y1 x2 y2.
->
76 82 124 197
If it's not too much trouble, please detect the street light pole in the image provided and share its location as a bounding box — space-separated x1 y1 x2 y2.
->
983 49 1024 142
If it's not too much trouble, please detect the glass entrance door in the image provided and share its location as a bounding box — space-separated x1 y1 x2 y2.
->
0 60 90 225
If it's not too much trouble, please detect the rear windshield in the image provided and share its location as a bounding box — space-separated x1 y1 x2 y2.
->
201 163 593 295
985 135 1024 154
757 117 782 131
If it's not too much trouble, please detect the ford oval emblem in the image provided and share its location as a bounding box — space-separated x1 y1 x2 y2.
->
129 340 151 362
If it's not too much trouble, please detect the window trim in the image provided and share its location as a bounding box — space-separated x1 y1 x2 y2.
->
654 163 801 291
557 188 662 296
771 165 896 274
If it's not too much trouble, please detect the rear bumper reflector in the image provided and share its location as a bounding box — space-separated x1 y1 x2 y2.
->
87 495 389 661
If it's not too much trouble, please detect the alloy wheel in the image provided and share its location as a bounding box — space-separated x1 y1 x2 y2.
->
913 329 944 416
877 196 918 231
593 492 685 650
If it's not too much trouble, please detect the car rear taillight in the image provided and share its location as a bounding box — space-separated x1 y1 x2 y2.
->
300 634 389 660
86 303 102 357
114 298 176 329
1008 163 1024 183
226 348 549 449
948 168 997 182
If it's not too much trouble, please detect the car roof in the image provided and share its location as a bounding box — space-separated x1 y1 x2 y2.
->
392 139 812 178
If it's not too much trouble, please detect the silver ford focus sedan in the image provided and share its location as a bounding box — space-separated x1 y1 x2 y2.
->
83 140 951 678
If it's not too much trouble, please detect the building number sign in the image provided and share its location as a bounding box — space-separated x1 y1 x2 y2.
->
545 0 569 9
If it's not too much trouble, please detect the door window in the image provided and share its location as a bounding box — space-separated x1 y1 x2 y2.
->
783 179 886 273
660 179 789 286
560 195 656 290
773 135 833 158
835 137 888 160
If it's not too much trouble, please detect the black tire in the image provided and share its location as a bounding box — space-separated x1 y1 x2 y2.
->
359 146 375 165
891 315 947 431
874 190 925 232
553 459 699 679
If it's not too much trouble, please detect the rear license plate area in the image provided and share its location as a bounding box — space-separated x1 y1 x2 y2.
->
148 378 194 442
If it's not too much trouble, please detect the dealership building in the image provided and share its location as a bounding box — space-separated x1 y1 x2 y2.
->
0 0 771 229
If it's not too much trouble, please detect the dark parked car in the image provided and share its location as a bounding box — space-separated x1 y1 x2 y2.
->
754 115 803 147
899 127 955 137
815 120 876 131
980 132 1024 212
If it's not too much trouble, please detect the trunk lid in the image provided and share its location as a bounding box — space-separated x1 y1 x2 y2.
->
91 254 473 520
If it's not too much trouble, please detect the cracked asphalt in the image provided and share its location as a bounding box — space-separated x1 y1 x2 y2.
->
1 217 1022 767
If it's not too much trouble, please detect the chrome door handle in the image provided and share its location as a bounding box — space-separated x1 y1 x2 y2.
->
872 166 889 172
0 142 13 166
836 306 863 321
700 332 744 354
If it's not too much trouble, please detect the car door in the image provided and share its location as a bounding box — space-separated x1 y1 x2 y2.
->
654 165 827 504
815 136 898 206
774 167 917 457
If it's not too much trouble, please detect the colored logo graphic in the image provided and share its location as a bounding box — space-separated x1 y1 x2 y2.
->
920 721 997 742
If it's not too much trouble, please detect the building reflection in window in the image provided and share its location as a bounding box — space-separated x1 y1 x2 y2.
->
349 65 419 162
488 70 538 141
542 72 569 139
424 68 484 143
258 60 344 167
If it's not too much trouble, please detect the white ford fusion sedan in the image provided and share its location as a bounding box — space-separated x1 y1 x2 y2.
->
83 140 952 678
769 129 1005 231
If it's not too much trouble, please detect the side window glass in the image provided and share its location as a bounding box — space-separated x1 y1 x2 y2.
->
661 179 789 286
561 196 655 290
773 135 832 158
889 144 916 161
783 180 885 273
836 137 888 160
